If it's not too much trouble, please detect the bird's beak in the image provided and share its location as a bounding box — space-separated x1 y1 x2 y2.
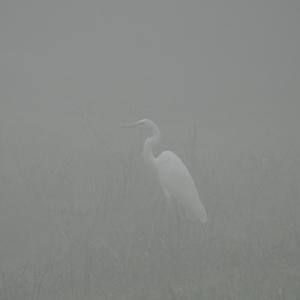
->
121 122 138 128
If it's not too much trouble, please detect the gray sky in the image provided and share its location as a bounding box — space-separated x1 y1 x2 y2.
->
1 0 299 132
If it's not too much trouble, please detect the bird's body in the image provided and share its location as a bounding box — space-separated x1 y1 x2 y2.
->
156 150 207 222
126 118 207 223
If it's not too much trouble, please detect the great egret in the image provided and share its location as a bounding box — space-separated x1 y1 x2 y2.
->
124 119 207 223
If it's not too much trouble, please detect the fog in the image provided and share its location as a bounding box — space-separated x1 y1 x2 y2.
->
0 0 299 299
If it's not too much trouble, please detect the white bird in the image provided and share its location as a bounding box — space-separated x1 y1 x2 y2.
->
124 119 207 223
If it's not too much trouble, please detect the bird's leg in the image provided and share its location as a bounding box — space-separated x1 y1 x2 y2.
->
162 187 171 205
174 201 184 249
153 188 170 250
161 187 172 243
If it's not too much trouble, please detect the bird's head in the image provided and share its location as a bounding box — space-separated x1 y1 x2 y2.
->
122 119 161 142
122 119 154 130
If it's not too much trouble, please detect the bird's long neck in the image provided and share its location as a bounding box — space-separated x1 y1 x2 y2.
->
143 121 161 169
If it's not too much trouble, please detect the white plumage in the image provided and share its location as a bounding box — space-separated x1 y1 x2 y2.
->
125 118 207 223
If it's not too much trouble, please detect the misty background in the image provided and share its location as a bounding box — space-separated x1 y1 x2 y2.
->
0 0 299 299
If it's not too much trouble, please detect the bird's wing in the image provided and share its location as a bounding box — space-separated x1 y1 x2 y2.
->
156 151 207 223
